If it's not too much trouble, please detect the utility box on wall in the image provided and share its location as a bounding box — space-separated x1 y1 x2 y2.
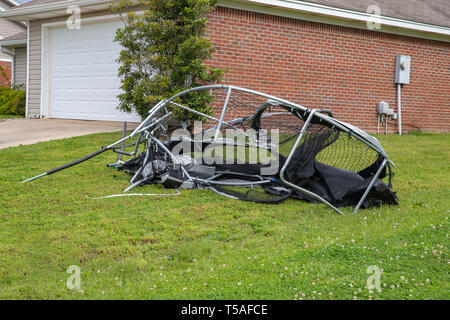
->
377 101 389 114
395 55 411 84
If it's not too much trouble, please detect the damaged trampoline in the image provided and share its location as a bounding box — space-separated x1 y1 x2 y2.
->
23 85 398 214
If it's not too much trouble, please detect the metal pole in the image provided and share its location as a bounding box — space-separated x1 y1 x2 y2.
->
118 122 127 163
168 101 250 137
397 83 402 135
22 110 171 183
352 158 387 214
377 115 380 134
147 134 192 181
130 100 166 137
214 87 232 141
279 109 344 215
22 172 47 183
385 115 388 135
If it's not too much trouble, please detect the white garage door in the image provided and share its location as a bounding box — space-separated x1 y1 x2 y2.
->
49 20 141 122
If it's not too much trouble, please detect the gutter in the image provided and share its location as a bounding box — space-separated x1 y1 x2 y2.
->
0 39 26 46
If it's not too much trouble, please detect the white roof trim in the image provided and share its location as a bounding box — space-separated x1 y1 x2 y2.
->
223 0 450 36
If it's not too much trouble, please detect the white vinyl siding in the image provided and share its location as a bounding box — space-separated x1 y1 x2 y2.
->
0 18 25 61
27 19 41 117
13 46 26 86
0 18 25 38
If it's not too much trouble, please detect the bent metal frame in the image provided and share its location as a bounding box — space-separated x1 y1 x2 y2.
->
23 85 395 215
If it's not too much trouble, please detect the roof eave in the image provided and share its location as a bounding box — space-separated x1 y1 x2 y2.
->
0 0 116 21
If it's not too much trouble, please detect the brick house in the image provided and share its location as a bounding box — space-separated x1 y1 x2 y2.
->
0 0 448 132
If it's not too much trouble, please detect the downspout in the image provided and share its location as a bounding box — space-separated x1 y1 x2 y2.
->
25 21 29 118
11 47 15 87
394 55 410 135
397 83 402 135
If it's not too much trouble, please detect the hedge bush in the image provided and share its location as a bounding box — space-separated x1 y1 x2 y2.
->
0 86 26 116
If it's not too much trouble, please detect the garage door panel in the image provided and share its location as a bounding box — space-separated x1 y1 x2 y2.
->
52 78 118 90
49 20 140 122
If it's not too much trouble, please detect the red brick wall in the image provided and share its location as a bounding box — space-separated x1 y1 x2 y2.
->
206 7 450 133
0 61 11 88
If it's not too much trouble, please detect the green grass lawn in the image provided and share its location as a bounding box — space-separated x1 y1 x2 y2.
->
0 132 448 300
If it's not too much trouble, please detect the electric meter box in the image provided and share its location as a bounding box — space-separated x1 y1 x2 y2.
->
395 55 411 84
377 101 389 114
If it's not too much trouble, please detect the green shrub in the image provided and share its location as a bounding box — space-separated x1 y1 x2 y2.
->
0 86 26 116
111 0 224 121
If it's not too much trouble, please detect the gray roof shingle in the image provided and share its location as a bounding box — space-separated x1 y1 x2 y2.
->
305 0 449 28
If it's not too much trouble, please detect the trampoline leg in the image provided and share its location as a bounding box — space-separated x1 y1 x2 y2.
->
118 122 127 162
353 159 388 214
107 122 128 168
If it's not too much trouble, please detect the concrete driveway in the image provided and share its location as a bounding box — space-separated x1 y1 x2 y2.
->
0 118 139 149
